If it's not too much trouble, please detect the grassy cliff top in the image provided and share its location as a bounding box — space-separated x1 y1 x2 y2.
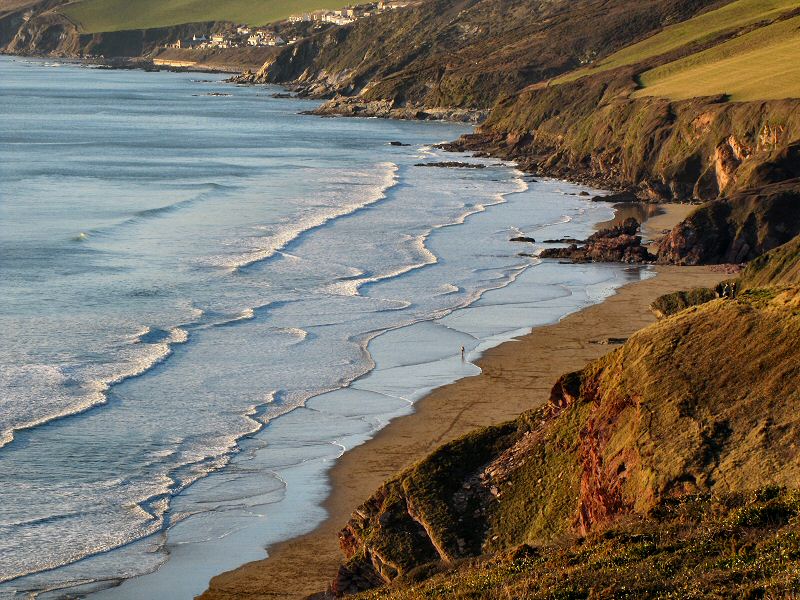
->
555 0 800 84
633 14 800 101
58 0 351 31
357 488 800 599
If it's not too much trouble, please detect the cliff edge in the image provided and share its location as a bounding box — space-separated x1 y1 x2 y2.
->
327 234 800 598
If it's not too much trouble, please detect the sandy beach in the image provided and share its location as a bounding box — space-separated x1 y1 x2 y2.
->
198 205 723 600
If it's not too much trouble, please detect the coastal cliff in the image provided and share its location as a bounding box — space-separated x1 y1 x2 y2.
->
327 235 800 598
233 0 724 109
0 0 221 59
229 0 800 266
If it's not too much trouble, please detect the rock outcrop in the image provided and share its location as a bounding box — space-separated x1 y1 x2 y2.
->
541 217 655 263
446 78 800 204
658 179 800 265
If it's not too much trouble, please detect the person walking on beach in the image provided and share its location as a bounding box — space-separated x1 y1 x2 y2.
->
460 345 465 361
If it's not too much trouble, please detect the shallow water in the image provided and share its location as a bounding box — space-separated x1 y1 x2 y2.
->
0 57 648 599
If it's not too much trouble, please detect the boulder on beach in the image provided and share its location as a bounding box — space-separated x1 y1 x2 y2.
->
540 217 655 263
414 161 486 169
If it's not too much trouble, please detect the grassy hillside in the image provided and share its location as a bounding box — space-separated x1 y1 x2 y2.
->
59 0 350 31
555 0 800 84
0 0 42 13
634 14 800 101
331 236 800 597
246 0 724 109
356 488 800 599
737 234 800 289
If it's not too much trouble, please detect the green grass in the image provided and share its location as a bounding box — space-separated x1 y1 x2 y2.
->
555 0 800 84
58 0 352 32
633 15 800 101
649 287 718 318
357 489 800 600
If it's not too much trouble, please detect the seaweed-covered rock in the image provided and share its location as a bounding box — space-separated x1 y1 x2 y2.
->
541 218 655 263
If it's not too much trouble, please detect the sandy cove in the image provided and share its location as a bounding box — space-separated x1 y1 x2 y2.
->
199 206 724 600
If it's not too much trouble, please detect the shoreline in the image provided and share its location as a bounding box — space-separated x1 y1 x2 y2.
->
1 53 247 75
199 209 723 600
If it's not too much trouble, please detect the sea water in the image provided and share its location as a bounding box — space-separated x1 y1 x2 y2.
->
0 57 649 599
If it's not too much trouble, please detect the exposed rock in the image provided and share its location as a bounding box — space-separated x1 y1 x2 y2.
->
541 218 655 263
388 141 410 146
543 237 583 244
307 96 489 123
414 162 486 169
509 236 535 243
591 190 639 203
331 560 384 596
658 179 800 265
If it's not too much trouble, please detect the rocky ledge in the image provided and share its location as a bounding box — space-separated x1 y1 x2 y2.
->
540 217 655 263
414 161 486 169
308 96 489 124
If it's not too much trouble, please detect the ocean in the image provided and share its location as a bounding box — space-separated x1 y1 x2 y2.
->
0 56 649 599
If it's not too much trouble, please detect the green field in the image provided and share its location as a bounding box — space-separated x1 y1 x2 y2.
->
59 0 351 32
555 0 800 84
633 15 800 101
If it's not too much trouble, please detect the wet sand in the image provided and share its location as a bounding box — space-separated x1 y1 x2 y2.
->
199 210 721 600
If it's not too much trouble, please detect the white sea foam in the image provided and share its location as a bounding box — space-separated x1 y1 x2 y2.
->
214 163 400 272
0 327 189 451
0 57 639 600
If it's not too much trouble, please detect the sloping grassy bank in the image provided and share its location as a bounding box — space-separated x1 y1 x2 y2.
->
58 0 350 32
329 236 800 598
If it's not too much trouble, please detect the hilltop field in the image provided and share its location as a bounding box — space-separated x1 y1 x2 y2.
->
553 0 800 101
57 0 350 31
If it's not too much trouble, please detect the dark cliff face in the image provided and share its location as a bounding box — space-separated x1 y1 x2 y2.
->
451 71 800 202
0 0 221 58
658 179 800 265
243 0 724 109
331 238 800 596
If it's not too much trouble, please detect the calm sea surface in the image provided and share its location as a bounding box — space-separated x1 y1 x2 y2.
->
0 56 647 598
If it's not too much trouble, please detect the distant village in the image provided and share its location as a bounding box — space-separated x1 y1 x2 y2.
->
168 1 408 50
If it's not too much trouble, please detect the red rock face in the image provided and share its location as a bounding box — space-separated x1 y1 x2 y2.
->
575 383 639 535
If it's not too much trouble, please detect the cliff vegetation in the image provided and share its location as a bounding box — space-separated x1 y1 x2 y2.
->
326 235 800 598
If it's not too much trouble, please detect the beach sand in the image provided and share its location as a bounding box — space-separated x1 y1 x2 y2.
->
199 206 720 600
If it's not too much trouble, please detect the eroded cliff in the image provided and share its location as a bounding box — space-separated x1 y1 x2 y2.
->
330 236 800 597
